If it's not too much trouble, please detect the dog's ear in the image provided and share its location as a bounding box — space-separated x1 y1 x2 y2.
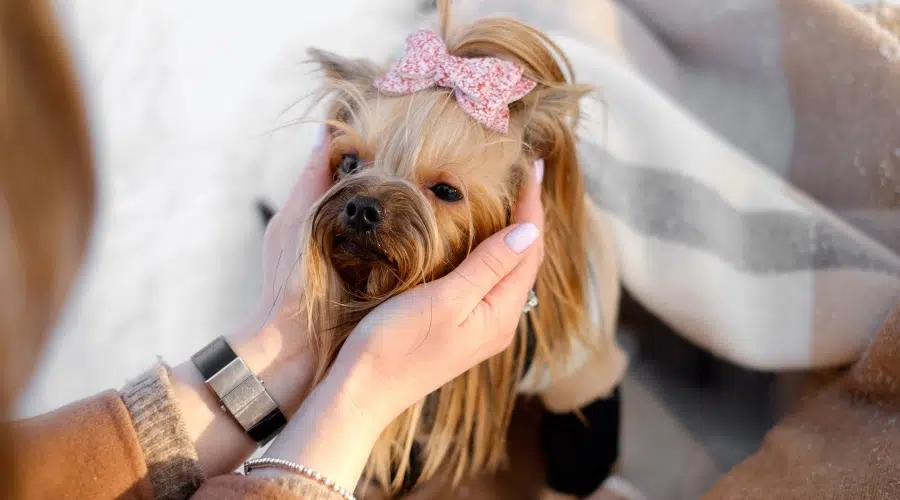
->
307 47 381 87
308 48 382 124
529 84 592 118
518 83 592 145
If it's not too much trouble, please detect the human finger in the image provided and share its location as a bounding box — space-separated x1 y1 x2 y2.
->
275 123 333 232
464 231 542 354
476 156 545 312
513 158 544 229
259 124 332 309
435 220 540 320
434 158 545 314
460 159 545 351
513 158 545 263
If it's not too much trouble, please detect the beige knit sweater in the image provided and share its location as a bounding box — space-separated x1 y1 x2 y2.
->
119 364 342 500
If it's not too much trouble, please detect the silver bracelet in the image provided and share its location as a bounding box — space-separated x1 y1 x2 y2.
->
243 457 357 500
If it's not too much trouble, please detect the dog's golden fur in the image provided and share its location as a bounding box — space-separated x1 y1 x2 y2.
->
299 0 613 493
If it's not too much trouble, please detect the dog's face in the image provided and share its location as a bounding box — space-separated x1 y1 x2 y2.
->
309 90 529 297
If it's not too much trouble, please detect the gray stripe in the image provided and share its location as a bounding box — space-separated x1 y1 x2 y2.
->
580 144 900 276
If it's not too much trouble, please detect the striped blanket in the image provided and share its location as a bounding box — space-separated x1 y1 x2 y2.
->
445 0 900 373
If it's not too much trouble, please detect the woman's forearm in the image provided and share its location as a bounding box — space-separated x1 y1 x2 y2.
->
169 323 318 476
249 354 387 493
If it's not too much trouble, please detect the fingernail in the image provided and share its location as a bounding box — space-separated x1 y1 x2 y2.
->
314 123 328 149
533 159 544 184
505 223 539 254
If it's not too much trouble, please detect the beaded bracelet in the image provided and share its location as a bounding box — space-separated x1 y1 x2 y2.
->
243 457 356 500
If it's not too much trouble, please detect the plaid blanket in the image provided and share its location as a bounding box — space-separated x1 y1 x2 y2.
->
448 0 900 373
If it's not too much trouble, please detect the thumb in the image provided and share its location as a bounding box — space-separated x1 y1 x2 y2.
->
279 123 332 223
437 222 540 317
436 158 545 316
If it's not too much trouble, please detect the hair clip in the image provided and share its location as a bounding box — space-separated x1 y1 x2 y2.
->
375 30 536 133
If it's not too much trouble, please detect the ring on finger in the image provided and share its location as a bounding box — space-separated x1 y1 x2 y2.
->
522 289 538 314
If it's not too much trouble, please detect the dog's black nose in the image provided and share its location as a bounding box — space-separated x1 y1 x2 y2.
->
344 196 382 231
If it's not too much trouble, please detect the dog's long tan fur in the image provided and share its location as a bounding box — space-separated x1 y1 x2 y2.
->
297 0 616 494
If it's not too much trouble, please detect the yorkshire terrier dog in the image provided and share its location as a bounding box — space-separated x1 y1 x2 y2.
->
297 1 627 498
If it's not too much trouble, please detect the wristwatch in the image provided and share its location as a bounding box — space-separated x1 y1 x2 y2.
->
191 336 287 446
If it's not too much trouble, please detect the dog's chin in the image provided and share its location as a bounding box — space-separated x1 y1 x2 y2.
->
329 237 398 295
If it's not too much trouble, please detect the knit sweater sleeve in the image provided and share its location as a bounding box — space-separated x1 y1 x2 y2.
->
191 475 346 499
119 363 343 500
119 363 206 499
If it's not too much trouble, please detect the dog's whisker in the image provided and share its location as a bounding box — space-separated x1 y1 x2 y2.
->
261 118 310 136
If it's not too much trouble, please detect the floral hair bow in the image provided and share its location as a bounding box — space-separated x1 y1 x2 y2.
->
374 29 537 133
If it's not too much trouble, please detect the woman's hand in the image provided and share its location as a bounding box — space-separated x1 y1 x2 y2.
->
168 125 333 476
250 124 332 332
259 159 545 491
232 123 333 379
342 157 545 425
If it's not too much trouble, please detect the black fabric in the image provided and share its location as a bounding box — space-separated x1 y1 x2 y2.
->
191 336 238 380
396 442 424 495
247 408 288 446
540 386 621 497
257 200 276 227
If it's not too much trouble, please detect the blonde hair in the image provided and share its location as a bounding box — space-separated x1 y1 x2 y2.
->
0 0 95 496
303 0 597 492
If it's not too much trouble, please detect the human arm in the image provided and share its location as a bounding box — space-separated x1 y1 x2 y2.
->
11 127 334 500
124 125 335 486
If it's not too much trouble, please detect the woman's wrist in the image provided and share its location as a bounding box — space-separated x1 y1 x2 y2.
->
252 354 388 493
168 323 317 476
227 322 316 417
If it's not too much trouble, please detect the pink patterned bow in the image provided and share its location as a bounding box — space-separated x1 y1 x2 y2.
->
374 30 537 133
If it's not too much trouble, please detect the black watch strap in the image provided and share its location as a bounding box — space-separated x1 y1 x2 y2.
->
191 336 287 446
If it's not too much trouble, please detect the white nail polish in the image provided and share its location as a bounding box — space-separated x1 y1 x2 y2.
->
505 223 539 254
534 159 544 184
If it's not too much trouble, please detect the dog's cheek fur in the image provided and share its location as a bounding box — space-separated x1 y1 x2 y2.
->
442 183 516 263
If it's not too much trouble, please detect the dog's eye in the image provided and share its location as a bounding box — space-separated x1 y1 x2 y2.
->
431 183 463 202
339 153 361 175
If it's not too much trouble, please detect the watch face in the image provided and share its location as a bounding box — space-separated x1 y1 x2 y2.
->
192 337 285 444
